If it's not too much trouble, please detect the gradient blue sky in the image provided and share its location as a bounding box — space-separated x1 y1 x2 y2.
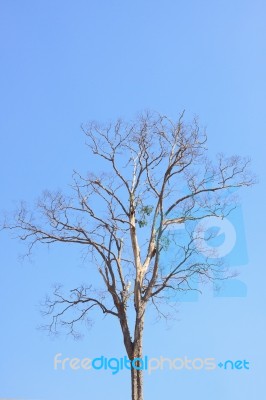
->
0 1 265 399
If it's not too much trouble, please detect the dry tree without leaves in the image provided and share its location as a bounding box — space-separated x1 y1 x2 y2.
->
2 111 255 400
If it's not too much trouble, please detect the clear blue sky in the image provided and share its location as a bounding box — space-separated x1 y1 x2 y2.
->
0 1 265 399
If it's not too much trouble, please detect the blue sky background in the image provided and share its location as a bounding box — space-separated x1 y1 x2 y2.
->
0 1 265 399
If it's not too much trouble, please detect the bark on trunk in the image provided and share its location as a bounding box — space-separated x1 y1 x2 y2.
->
131 363 143 400
131 307 145 400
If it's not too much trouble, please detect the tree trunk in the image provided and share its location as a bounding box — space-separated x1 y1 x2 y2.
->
131 363 143 400
131 307 145 400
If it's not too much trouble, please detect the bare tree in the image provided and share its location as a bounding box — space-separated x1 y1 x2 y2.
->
3 111 254 400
